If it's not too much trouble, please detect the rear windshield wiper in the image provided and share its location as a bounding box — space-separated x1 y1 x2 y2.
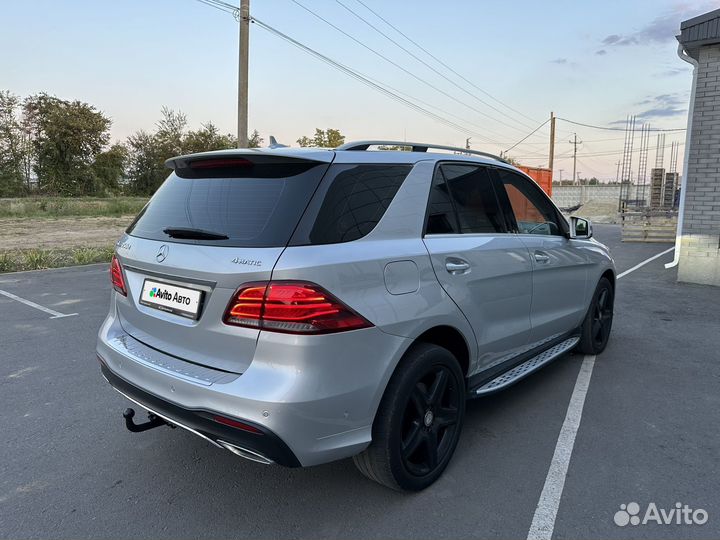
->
162 227 229 240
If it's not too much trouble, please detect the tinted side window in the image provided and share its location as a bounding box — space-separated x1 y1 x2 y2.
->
442 164 504 234
425 164 504 235
291 164 412 245
496 169 562 236
426 168 459 234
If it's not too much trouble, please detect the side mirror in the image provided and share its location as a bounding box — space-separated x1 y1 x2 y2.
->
569 216 592 239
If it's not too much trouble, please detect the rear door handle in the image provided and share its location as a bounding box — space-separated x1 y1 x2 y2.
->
445 258 470 274
534 251 550 264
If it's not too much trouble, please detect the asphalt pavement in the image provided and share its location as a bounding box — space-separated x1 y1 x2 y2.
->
1 224 719 539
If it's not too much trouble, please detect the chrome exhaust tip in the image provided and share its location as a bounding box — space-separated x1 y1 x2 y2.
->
217 440 274 465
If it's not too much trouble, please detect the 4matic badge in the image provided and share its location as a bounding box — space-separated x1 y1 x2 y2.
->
231 257 262 267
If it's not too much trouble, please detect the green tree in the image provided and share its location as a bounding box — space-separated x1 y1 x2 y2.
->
248 129 263 148
23 93 111 195
125 130 166 195
155 107 187 159
297 128 345 148
125 107 263 195
125 108 187 195
182 122 237 154
92 143 127 195
0 91 27 196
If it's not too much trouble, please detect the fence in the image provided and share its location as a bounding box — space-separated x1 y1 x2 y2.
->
550 185 622 208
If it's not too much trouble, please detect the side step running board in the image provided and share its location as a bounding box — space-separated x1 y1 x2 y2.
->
472 337 580 397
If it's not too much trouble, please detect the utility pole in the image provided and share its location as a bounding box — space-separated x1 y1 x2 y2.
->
548 111 556 174
237 0 250 148
559 169 564 183
569 133 582 185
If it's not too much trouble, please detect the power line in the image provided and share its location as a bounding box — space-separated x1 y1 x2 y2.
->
558 117 686 132
191 0 503 144
351 0 541 126
287 0 525 137
194 0 237 15
514 140 685 159
503 119 550 155
354 75 504 145
334 0 538 132
250 16 501 143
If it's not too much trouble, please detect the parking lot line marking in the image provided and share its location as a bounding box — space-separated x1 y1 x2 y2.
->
0 289 78 319
616 246 675 279
527 355 596 540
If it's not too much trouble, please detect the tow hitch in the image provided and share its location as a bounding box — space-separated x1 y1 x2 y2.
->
123 408 172 433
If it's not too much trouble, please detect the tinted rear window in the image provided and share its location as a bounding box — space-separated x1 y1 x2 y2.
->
126 159 329 247
290 164 413 245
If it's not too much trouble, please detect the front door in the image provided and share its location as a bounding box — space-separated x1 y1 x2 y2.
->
493 168 590 343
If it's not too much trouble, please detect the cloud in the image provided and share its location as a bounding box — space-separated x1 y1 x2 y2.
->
599 2 720 50
608 92 688 129
596 49 607 55
611 93 688 124
550 58 568 64
602 34 638 46
639 107 686 118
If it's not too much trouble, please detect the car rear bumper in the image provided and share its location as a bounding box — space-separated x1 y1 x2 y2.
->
96 301 411 467
98 358 301 466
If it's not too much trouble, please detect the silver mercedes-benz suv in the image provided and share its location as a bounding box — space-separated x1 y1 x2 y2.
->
97 140 615 491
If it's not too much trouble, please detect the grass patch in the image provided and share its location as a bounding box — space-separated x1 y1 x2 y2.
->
0 246 115 273
72 246 115 266
23 248 58 270
0 252 15 273
0 197 148 219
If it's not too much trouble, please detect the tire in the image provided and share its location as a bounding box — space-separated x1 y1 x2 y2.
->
576 277 614 355
353 343 465 491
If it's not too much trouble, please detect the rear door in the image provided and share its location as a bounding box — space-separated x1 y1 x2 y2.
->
422 162 533 372
115 153 332 374
493 167 590 342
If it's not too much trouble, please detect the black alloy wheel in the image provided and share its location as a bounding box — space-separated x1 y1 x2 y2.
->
400 365 461 477
353 343 465 491
577 277 614 355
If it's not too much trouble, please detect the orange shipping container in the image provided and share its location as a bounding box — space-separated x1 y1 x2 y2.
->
516 165 552 197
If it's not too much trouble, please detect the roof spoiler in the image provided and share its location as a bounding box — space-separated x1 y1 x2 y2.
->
165 149 334 171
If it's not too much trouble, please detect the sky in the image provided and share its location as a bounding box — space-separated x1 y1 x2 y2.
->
2 0 718 180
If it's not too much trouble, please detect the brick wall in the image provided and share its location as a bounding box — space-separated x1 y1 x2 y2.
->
678 44 720 285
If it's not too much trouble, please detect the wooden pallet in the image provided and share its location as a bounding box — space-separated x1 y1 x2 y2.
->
621 210 677 243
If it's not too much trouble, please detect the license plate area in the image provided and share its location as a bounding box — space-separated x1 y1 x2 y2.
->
139 279 204 320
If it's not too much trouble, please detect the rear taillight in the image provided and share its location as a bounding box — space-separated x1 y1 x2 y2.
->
110 255 127 296
223 281 372 334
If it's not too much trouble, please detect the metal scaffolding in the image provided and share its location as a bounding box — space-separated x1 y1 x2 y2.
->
618 116 636 211
635 124 650 206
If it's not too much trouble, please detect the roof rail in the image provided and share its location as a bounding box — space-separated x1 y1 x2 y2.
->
335 140 508 164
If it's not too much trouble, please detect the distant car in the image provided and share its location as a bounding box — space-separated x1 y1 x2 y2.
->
97 140 615 491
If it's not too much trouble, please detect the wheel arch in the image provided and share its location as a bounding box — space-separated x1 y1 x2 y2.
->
412 325 471 377
601 268 616 289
